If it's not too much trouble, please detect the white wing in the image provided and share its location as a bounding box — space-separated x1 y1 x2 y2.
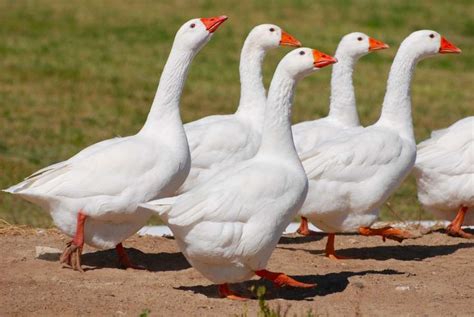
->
414 117 474 212
303 127 410 182
292 118 352 155
8 136 164 199
185 117 258 170
301 126 415 212
169 163 294 226
179 116 259 193
184 114 230 130
416 117 474 176
6 137 126 193
145 160 305 265
23 137 124 180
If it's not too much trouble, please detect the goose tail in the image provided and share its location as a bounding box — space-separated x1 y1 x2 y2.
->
3 179 35 194
138 196 177 221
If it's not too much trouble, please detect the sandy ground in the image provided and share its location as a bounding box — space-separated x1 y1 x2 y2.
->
1 228 473 316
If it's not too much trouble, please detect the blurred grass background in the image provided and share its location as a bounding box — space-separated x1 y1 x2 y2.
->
0 0 472 227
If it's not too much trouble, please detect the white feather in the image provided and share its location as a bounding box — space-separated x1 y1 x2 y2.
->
414 117 474 223
3 18 220 249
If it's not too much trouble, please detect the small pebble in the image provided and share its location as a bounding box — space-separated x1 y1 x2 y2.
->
35 246 61 261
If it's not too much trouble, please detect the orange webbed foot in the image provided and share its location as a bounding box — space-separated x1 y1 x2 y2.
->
446 226 473 239
218 284 248 301
255 270 315 288
445 206 472 239
359 226 415 243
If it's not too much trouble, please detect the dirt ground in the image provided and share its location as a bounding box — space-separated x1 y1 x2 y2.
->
1 227 473 317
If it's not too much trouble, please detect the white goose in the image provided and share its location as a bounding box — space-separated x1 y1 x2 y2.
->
140 48 337 300
177 24 301 194
298 31 461 259
414 116 473 238
292 32 389 235
3 16 228 271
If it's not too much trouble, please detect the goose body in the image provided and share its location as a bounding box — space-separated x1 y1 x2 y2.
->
414 117 474 225
140 48 337 296
298 31 461 247
177 24 301 194
291 33 389 235
8 134 188 249
159 158 309 283
300 126 416 232
4 16 228 258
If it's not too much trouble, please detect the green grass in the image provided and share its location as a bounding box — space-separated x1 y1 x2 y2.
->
0 0 472 227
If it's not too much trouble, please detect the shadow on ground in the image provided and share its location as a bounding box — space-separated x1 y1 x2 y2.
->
38 247 191 272
435 228 474 236
278 242 474 261
177 269 403 301
278 233 326 244
279 232 359 244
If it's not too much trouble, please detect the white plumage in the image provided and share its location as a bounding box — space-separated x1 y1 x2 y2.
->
177 24 301 194
3 16 228 268
297 31 461 253
300 127 415 232
293 32 388 155
140 48 337 298
6 135 187 248
291 32 389 235
414 117 474 226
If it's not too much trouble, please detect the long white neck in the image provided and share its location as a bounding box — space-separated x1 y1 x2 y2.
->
257 67 300 162
140 45 196 134
376 46 419 142
327 50 360 127
235 38 267 114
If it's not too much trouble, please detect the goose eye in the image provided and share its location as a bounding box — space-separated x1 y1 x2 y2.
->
190 23 196 28
429 33 434 38
269 28 275 32
299 51 305 55
357 37 363 41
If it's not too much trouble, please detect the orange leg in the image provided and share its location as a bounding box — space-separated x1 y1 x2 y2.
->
218 283 247 301
115 243 146 270
255 269 315 288
446 206 472 239
359 226 413 242
60 211 86 272
296 217 321 236
325 233 350 260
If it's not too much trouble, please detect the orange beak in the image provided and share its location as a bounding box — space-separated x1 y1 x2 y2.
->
313 49 338 68
439 36 461 54
200 15 228 33
280 31 302 47
369 37 389 51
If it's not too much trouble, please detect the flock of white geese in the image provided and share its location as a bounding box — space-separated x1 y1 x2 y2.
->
4 15 471 300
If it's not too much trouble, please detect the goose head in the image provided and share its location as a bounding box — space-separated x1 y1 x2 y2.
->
280 47 337 80
247 24 301 50
337 32 389 59
399 30 461 61
173 15 228 52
